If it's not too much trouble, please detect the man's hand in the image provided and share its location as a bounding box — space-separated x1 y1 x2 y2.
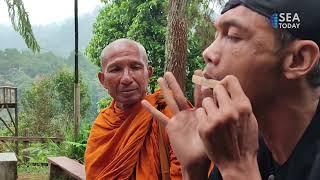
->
197 75 261 180
142 72 210 179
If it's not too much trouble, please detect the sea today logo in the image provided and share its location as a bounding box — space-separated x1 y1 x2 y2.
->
270 13 301 29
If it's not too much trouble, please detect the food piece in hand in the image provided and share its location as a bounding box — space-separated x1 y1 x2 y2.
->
192 75 219 89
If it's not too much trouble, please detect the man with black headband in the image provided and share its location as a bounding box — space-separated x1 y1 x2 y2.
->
142 0 320 179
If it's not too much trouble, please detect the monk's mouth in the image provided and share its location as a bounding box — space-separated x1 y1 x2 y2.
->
120 89 137 93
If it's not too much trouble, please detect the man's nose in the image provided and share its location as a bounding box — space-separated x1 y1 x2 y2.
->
120 68 133 85
202 40 220 65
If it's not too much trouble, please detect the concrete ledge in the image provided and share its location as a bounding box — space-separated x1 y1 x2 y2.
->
0 152 17 180
48 156 85 180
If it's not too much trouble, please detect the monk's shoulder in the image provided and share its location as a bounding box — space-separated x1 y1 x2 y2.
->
92 106 113 126
145 90 173 117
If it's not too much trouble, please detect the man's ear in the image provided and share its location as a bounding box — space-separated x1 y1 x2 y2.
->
147 66 153 78
282 40 320 79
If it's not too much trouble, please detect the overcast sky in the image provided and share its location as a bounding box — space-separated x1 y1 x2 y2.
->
0 0 102 26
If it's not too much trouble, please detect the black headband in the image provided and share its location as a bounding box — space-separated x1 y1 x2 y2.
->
222 0 320 45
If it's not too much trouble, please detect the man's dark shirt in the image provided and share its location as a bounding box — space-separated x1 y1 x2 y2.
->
209 103 320 180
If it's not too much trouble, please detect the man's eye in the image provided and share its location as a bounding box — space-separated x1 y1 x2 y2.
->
226 34 241 42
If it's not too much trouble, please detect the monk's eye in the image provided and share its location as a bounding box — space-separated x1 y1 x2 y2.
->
108 66 121 73
131 64 142 70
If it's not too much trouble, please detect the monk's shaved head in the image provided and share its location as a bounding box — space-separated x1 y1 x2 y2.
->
100 38 148 69
98 38 153 109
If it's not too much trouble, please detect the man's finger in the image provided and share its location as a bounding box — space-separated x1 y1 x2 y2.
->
164 72 190 110
220 75 247 101
196 107 208 123
194 70 203 108
220 75 253 115
158 77 180 114
202 97 218 115
214 84 232 109
141 100 169 126
201 86 214 100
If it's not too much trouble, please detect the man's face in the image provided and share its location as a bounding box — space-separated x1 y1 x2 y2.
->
203 5 282 109
98 43 152 108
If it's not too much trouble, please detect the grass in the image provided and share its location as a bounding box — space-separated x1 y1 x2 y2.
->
18 164 48 174
18 164 48 180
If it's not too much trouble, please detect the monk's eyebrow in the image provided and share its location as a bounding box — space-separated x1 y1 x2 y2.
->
106 64 119 71
106 60 122 70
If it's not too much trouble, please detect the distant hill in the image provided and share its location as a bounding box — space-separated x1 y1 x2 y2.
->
0 8 107 117
0 48 106 116
0 8 99 56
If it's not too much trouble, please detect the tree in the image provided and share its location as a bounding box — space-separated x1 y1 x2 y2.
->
19 67 91 137
185 0 217 99
165 0 188 92
86 0 167 92
4 0 40 52
86 0 219 99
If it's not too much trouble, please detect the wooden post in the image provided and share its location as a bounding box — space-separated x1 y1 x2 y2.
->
74 83 80 140
74 0 80 140
23 130 29 163
14 87 18 156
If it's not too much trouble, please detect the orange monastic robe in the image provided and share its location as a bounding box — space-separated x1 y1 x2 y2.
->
85 90 182 180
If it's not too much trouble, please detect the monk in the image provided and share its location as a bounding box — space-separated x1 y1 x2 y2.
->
84 38 182 180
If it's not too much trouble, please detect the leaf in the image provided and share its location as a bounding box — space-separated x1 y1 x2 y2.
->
5 0 40 53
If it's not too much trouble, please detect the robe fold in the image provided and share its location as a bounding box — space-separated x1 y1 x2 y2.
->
85 90 181 180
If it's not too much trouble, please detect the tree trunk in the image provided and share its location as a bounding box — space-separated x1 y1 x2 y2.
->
165 0 188 92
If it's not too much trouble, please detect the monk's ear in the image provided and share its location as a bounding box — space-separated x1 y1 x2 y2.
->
98 72 105 86
147 66 153 78
282 40 320 80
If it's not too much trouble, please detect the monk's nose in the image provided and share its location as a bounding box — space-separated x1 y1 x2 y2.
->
120 68 133 85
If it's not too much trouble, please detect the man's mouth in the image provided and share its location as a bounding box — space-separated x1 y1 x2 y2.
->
192 75 219 89
203 73 219 81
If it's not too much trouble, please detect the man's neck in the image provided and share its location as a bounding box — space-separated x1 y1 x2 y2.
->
257 85 319 165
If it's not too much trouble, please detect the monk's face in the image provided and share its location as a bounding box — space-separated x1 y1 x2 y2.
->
202 6 282 110
98 43 152 109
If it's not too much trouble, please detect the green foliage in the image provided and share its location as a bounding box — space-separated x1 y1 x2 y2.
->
21 141 64 163
0 49 105 116
15 120 91 165
18 164 48 175
86 0 167 92
86 0 216 99
19 67 91 137
0 49 99 167
96 96 113 111
52 67 91 118
63 121 91 163
15 67 93 163
4 0 40 52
